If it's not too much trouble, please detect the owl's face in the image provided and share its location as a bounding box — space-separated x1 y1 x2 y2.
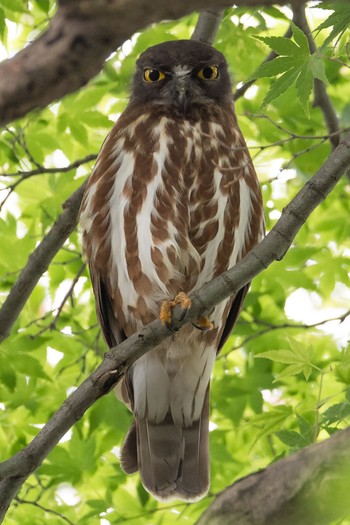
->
131 40 232 114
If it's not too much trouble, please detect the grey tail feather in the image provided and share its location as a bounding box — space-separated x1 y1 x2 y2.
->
120 388 210 501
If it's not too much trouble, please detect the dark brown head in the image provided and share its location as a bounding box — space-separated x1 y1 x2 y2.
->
130 40 232 114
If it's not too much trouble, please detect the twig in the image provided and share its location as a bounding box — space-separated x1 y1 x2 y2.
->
50 262 86 330
33 262 86 337
221 310 350 356
15 497 74 525
250 310 350 330
0 154 95 211
0 154 97 178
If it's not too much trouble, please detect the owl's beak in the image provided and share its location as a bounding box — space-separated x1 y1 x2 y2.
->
174 75 191 113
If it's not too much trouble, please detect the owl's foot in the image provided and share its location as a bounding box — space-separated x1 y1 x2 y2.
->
160 292 192 329
192 317 215 331
160 293 215 332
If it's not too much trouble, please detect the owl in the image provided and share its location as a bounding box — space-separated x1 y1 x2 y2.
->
80 39 264 501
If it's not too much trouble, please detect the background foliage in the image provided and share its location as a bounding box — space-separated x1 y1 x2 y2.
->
0 1 349 524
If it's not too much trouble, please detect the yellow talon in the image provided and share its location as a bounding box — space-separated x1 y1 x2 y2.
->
192 317 215 331
160 292 192 327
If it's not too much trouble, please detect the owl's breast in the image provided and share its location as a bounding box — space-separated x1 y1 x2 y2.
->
82 109 259 333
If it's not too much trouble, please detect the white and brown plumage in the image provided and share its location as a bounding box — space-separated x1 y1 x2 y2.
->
80 40 264 501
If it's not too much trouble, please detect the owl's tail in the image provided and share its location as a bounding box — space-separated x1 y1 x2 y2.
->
120 388 210 501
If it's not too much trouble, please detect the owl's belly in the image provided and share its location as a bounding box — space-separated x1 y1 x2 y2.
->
131 297 230 426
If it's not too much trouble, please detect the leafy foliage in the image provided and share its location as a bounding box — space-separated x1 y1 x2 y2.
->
0 2 350 524
315 1 350 47
250 22 328 115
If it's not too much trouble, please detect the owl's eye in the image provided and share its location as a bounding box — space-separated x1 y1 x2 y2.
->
143 68 166 83
197 65 219 81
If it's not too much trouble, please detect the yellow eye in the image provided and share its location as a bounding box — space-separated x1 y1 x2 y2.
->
143 68 166 82
197 65 219 81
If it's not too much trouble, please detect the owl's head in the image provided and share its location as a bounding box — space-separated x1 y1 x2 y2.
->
131 40 232 113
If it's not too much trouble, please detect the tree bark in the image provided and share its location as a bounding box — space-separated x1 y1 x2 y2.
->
0 0 307 127
197 427 350 525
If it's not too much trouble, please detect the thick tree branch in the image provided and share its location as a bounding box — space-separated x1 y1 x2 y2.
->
0 131 349 522
196 426 350 525
191 9 224 45
0 181 86 343
0 0 307 127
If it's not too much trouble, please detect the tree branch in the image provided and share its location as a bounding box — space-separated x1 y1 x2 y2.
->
0 131 349 522
0 181 86 343
0 153 97 178
191 9 224 45
0 0 308 127
292 3 340 149
220 309 350 357
196 426 350 525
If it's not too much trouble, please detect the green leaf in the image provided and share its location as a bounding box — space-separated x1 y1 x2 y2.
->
255 36 300 56
250 56 303 79
262 6 289 20
256 349 305 364
322 402 350 425
14 354 51 380
34 0 50 13
291 22 310 54
310 55 328 84
296 61 313 117
250 406 293 444
275 363 307 381
303 365 313 381
257 339 315 381
275 430 306 448
315 2 350 47
0 362 17 391
287 337 313 362
335 345 350 385
261 68 300 107
69 121 88 145
0 0 26 12
0 7 5 39
79 111 112 128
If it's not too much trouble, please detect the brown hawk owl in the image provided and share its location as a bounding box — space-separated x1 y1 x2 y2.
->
80 39 264 501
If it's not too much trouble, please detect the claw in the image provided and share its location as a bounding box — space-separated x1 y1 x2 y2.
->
192 317 215 331
160 292 192 329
